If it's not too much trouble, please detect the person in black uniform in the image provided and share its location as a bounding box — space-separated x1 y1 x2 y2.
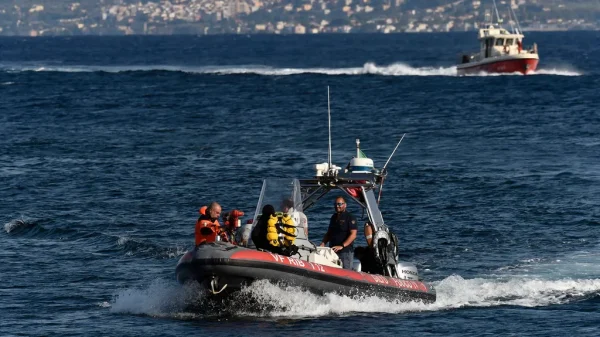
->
319 196 358 270
251 204 276 251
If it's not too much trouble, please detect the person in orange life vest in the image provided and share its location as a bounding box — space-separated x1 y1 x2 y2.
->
517 39 523 53
195 201 223 246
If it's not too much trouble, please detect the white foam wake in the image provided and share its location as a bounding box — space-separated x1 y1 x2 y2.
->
109 279 204 318
0 62 456 76
107 248 600 317
239 276 600 317
183 62 460 76
463 67 582 76
0 62 582 76
107 274 600 319
532 68 582 76
433 275 600 309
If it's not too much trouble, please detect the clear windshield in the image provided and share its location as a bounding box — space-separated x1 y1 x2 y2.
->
252 178 303 226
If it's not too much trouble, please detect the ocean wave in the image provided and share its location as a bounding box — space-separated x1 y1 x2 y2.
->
433 275 600 309
3 217 83 238
199 62 459 76
109 279 205 316
4 217 187 259
0 62 581 76
533 68 582 76
239 276 600 315
0 62 581 77
463 68 582 76
0 62 453 76
114 235 188 259
3 217 53 235
4 218 34 234
106 274 600 320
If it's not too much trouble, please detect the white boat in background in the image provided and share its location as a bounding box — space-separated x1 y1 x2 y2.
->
457 0 539 75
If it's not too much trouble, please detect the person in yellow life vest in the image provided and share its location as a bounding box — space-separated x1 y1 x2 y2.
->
195 202 222 246
266 211 298 256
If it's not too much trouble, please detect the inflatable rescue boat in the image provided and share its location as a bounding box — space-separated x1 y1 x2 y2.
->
176 137 436 304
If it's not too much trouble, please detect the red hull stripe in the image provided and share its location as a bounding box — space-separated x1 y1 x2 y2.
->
230 250 429 292
458 58 539 75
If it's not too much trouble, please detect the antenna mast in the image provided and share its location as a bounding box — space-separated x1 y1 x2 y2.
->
507 8 515 32
509 4 523 33
382 133 406 172
492 0 502 24
327 86 332 172
378 133 406 204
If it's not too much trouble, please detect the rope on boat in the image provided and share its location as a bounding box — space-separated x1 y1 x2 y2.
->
209 278 228 295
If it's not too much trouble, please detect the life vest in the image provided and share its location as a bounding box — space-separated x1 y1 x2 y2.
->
221 209 244 245
195 218 225 246
266 212 296 248
347 187 360 198
346 181 366 201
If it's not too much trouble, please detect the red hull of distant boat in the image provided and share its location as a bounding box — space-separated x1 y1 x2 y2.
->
457 58 538 75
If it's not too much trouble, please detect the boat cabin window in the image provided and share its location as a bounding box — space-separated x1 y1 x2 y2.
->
495 38 505 46
505 38 514 45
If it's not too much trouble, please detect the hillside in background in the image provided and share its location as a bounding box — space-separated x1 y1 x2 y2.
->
1 0 599 35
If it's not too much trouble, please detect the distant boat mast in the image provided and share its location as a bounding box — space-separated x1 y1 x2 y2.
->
492 0 502 24
509 4 523 34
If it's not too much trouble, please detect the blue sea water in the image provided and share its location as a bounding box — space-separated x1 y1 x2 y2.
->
1 31 599 336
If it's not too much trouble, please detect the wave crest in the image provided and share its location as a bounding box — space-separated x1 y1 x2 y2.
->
0 62 581 76
106 274 600 320
109 279 204 317
4 218 37 234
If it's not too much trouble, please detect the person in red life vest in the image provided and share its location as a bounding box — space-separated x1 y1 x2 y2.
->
195 202 224 246
221 209 244 245
517 39 523 53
